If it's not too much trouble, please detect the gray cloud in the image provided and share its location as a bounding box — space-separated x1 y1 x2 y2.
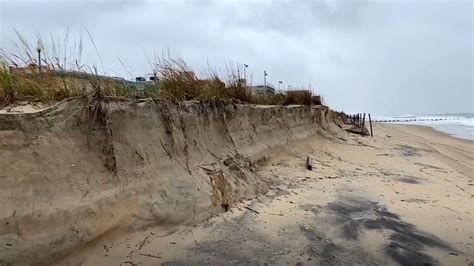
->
0 0 472 115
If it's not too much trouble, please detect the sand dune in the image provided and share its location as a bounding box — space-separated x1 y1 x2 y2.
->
0 99 341 265
1 100 472 265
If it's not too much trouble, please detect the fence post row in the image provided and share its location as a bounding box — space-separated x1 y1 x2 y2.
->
348 112 374 137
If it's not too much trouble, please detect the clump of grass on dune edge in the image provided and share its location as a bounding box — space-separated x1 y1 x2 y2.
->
152 58 324 105
0 31 90 106
0 30 133 106
286 89 323 105
151 57 254 103
0 64 13 105
0 66 86 106
0 32 325 107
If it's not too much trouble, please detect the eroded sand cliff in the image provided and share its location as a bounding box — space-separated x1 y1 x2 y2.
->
0 99 343 265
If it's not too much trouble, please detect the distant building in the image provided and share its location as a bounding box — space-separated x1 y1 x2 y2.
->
250 83 276 96
285 89 311 94
9 63 49 74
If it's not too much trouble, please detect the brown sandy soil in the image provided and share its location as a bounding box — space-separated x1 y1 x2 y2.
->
57 123 474 266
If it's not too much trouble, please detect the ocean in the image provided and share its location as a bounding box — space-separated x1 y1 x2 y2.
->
373 113 474 141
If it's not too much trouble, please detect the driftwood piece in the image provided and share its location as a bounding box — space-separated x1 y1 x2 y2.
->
305 156 313 171
244 206 260 214
139 253 162 259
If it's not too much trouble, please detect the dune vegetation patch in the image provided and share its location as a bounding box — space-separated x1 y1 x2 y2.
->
1 32 324 108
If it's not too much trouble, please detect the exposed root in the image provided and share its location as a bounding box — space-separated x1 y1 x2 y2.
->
79 87 117 174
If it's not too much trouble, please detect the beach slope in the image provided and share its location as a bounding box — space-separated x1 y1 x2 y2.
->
58 123 473 265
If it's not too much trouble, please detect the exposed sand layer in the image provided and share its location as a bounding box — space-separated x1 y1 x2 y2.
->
0 101 49 114
56 123 473 266
0 99 343 265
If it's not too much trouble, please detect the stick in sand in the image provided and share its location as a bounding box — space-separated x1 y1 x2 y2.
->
306 156 313 171
244 206 260 214
369 113 373 137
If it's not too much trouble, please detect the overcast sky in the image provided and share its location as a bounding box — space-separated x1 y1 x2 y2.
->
0 0 472 115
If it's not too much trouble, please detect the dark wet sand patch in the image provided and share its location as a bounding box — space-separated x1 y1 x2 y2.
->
299 225 380 265
323 196 457 265
378 171 428 184
396 145 431 157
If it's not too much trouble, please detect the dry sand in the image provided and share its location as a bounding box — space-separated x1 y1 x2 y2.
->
56 123 474 265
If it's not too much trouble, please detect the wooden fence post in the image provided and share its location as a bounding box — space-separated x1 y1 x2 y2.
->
362 113 366 128
360 113 366 134
368 113 373 137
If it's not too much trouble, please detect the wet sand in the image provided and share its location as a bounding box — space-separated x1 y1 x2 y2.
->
58 123 474 265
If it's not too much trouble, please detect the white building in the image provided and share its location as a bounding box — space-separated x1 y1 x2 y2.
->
250 83 276 96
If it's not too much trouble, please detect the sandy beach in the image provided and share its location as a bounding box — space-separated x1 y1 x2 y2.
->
55 123 473 265
1 1 472 264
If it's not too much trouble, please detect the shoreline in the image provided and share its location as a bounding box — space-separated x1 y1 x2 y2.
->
428 123 473 141
376 118 473 141
380 123 474 180
391 123 474 143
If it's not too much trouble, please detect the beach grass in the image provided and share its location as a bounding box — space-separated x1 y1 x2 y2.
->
0 33 324 107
